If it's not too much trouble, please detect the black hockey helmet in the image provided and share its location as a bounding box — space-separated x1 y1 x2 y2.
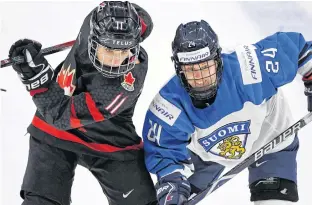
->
172 20 223 101
88 1 142 78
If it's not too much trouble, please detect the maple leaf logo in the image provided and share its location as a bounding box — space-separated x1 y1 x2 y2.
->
56 64 76 96
124 72 135 85
121 72 135 92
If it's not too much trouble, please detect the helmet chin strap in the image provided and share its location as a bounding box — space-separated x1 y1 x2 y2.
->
191 91 217 109
191 85 218 101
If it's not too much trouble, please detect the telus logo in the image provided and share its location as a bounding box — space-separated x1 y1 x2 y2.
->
101 38 134 46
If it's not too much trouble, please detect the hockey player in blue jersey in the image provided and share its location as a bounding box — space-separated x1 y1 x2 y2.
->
142 20 312 205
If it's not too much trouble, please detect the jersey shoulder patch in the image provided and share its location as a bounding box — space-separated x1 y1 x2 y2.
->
235 44 262 85
149 93 181 126
56 63 76 96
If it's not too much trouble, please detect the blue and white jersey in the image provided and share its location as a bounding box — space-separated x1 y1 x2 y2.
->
142 32 312 179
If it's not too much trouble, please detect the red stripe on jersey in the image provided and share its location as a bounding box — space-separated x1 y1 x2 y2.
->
30 88 48 96
70 98 83 128
85 92 105 122
32 116 143 152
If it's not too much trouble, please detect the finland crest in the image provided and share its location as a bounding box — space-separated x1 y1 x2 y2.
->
198 121 251 159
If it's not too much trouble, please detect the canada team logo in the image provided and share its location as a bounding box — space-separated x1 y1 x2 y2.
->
121 72 135 91
56 63 76 96
198 120 251 159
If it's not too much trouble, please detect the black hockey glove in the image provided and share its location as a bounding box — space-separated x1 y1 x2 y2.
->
155 172 191 205
302 72 312 112
9 39 54 95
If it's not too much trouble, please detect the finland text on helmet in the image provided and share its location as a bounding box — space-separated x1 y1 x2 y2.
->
88 1 142 78
172 20 223 101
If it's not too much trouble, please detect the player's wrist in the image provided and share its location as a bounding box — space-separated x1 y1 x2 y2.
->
156 164 185 180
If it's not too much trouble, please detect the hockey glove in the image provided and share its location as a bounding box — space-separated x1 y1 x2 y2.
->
155 172 191 205
9 39 54 95
302 72 312 111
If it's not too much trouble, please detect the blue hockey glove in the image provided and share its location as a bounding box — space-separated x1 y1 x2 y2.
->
155 172 191 205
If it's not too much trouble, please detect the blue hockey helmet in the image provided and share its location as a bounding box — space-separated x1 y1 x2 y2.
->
172 20 223 101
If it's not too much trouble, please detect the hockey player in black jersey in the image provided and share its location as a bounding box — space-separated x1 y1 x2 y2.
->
8 1 157 205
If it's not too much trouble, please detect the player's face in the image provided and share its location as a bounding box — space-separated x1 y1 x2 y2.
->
182 60 217 88
96 45 131 67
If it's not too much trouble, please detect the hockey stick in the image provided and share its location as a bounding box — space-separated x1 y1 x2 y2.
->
187 111 312 205
0 40 75 68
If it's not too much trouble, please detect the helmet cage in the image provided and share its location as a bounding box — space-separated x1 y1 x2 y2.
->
88 37 140 78
173 47 223 101
88 1 142 78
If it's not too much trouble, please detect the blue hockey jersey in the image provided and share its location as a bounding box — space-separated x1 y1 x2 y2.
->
142 32 312 179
